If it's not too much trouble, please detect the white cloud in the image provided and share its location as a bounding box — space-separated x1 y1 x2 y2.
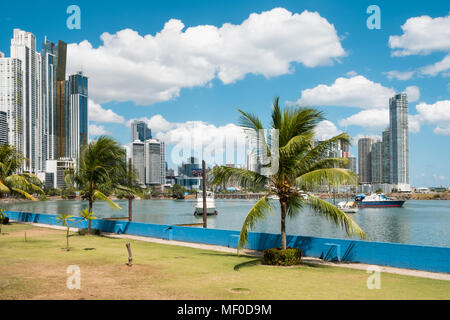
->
67 8 346 105
88 99 125 124
420 53 450 76
296 75 395 109
345 70 358 77
389 15 450 56
384 70 414 81
314 120 342 140
408 115 421 133
156 119 250 166
433 126 450 135
128 115 251 165
89 124 110 136
405 86 420 102
339 109 389 129
411 100 450 135
415 100 450 124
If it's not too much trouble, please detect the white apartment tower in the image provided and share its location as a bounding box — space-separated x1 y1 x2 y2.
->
0 53 23 151
10 29 42 173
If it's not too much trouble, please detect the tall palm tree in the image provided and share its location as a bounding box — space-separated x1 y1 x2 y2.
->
72 136 129 231
211 97 367 251
0 144 44 200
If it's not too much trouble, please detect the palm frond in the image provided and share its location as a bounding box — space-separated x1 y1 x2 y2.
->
307 196 367 239
295 168 358 191
286 193 305 218
211 166 268 189
295 133 351 176
10 187 36 201
56 214 75 227
92 190 122 210
0 181 10 194
238 196 272 251
307 157 351 171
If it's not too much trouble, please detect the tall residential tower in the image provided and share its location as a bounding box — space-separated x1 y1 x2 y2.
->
389 93 410 190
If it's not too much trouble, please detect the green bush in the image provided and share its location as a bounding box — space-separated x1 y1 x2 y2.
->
263 247 302 266
0 216 9 225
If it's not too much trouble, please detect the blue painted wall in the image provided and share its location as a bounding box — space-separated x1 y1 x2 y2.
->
6 210 450 273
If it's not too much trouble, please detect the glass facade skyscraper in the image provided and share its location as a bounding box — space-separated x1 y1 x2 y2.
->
65 72 88 160
389 93 409 188
131 120 152 143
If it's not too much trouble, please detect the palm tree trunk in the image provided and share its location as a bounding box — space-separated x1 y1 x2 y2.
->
280 200 287 250
66 227 70 251
88 198 93 232
128 197 132 222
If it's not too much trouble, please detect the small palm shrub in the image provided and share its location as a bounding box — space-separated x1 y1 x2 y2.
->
263 247 303 266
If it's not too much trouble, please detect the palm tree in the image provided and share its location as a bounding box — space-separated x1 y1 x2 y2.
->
71 136 129 232
211 97 366 251
0 144 44 200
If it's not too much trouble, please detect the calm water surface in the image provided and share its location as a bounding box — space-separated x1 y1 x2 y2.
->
4 199 450 247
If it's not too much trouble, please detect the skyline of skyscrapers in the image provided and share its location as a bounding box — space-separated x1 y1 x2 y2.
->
0 29 88 184
357 92 411 192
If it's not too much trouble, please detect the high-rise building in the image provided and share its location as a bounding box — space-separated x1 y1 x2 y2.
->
246 150 258 172
0 111 8 145
160 141 166 186
65 72 88 160
10 29 42 172
348 156 357 174
132 138 165 186
382 128 391 183
55 41 67 160
178 157 200 176
0 56 23 151
131 120 152 143
144 139 165 185
371 141 383 184
40 38 66 165
132 140 145 184
358 137 373 184
389 93 410 190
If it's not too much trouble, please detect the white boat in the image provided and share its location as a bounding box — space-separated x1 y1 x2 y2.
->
337 201 359 214
194 191 218 215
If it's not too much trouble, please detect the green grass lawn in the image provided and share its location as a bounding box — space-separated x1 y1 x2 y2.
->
0 223 449 300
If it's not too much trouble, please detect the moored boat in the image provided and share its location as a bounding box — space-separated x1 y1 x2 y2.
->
337 201 359 213
355 193 405 208
194 191 218 215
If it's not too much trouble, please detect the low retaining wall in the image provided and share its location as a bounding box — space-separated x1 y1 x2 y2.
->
6 210 450 274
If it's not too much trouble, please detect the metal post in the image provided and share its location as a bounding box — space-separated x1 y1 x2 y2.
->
128 158 132 222
202 160 207 228
126 243 133 266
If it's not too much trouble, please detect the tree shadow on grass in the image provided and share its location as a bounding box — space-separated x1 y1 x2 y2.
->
233 259 262 271
199 252 251 258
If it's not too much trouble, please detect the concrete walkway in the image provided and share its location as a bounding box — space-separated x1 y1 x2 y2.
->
13 221 450 281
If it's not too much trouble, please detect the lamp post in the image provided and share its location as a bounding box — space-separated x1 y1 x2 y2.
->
202 160 207 228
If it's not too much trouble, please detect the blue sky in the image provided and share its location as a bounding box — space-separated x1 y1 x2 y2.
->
1 0 449 187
